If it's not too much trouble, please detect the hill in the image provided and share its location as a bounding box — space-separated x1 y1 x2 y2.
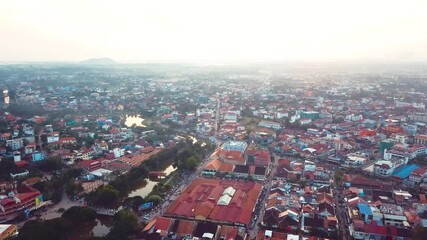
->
79 58 117 65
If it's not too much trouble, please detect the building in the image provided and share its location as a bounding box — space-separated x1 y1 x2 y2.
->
408 168 427 184
379 139 395 157
221 141 248 153
258 120 282 130
10 169 29 179
374 161 394 177
224 112 238 122
409 113 427 123
6 139 23 151
31 152 45 162
346 152 369 166
300 111 320 120
165 178 262 226
47 132 60 143
0 224 17 240
414 134 427 146
0 188 43 222
24 143 36 154
113 148 125 158
59 137 77 145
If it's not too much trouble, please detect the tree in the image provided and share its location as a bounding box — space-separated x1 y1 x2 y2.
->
40 155 63 171
18 218 72 240
163 183 172 191
123 196 144 210
63 168 83 181
334 169 344 185
146 194 162 205
65 180 83 196
89 185 120 208
185 155 199 170
107 210 139 239
62 206 96 225
18 220 54 240
0 157 18 179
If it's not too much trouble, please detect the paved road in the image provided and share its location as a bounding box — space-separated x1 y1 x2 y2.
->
248 154 279 239
17 190 82 229
331 174 350 240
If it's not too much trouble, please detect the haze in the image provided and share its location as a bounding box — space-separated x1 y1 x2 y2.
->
1 0 427 62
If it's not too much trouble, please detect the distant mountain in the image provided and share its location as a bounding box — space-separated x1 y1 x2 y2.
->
79 57 117 65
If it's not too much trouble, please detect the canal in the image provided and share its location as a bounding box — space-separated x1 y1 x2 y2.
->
127 164 176 198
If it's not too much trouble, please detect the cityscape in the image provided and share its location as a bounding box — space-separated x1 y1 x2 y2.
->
0 62 425 240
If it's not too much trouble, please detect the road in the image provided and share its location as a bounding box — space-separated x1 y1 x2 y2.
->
331 174 350 240
214 92 221 148
248 154 280 239
17 190 82 229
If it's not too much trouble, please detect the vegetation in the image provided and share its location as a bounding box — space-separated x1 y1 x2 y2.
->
17 207 97 240
334 169 344 185
106 210 139 240
33 177 63 204
88 185 120 208
39 155 63 171
242 116 260 133
7 103 46 117
62 206 96 224
87 139 207 208
146 194 162 205
0 158 18 179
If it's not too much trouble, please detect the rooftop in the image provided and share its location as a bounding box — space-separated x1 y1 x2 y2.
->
165 178 261 225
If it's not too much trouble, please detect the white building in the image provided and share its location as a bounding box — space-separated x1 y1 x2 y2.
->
345 114 363 122
113 148 125 158
221 141 248 153
224 112 238 122
258 120 281 130
47 132 60 143
374 160 394 177
304 160 316 172
6 138 23 151
394 134 408 144
374 156 408 177
346 152 369 166
409 168 427 184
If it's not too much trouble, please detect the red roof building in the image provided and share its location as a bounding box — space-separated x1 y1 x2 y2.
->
165 178 262 226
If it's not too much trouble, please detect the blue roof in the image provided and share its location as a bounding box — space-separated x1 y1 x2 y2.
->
138 202 153 210
392 164 420 179
358 203 372 216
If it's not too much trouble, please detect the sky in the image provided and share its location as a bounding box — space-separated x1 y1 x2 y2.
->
1 0 427 63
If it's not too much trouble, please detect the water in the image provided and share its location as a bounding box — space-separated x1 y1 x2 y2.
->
68 216 112 240
127 164 176 198
182 135 207 147
124 114 146 127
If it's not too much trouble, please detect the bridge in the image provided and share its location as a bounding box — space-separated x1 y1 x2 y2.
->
95 208 117 216
148 171 166 178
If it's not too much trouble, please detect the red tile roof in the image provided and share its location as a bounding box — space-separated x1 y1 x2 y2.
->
155 217 173 232
175 220 195 236
165 178 261 226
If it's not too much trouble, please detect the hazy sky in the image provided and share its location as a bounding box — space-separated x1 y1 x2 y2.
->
1 0 427 62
